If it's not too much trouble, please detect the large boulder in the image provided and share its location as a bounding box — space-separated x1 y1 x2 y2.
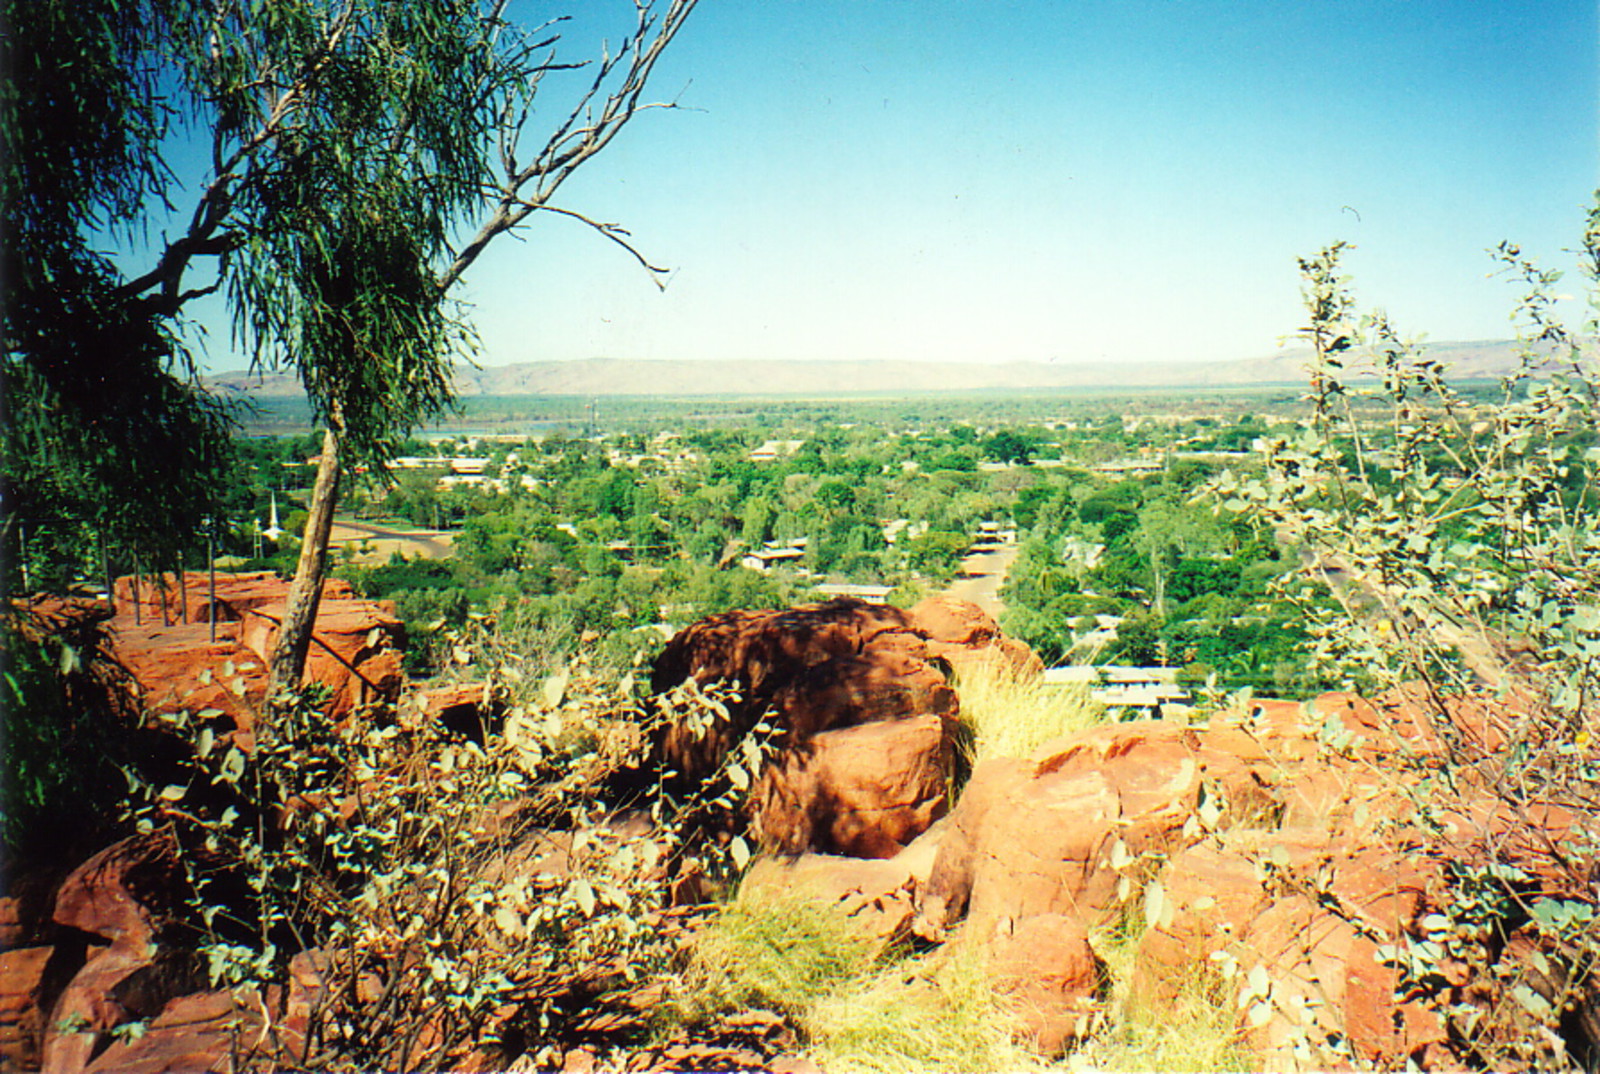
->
105 623 268 746
651 600 953 741
42 833 194 1074
652 598 1040 857
747 715 954 859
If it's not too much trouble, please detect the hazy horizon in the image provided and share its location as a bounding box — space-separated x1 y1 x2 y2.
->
171 2 1597 374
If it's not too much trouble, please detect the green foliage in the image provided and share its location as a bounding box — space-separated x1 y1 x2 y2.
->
113 646 765 1070
1219 205 1600 719
0 611 125 860
991 424 1326 689
209 1 508 464
982 429 1036 465
1 0 237 578
1216 198 1600 1069
1079 482 1143 524
901 530 970 577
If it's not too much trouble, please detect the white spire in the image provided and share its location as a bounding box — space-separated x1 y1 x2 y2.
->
262 492 285 542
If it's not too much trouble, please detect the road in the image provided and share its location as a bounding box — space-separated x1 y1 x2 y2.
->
1304 547 1508 690
941 544 1020 619
328 519 457 564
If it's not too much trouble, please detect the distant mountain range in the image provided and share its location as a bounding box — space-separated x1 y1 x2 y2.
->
206 340 1552 399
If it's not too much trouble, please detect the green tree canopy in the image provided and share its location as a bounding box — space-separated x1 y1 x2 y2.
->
2 0 236 582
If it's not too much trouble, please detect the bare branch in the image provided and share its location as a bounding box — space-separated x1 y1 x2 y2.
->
442 0 699 291
529 204 671 285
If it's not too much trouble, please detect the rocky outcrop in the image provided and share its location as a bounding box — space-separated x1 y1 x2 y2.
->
909 595 1045 681
651 597 1040 858
0 575 411 1068
983 913 1102 1055
105 623 269 745
39 833 196 1074
913 721 1277 940
720 667 1597 1070
652 600 955 746
111 571 358 628
1129 827 1449 1069
13 582 1590 1071
104 571 404 729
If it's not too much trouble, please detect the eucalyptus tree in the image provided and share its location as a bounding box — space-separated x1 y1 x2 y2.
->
1 0 236 588
4 0 699 695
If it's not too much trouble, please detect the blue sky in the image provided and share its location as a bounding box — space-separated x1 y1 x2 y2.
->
209 1 1600 370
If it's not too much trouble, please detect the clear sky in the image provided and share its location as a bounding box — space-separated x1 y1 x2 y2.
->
207 1 1600 371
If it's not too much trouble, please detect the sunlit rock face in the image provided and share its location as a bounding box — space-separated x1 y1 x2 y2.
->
650 596 1042 857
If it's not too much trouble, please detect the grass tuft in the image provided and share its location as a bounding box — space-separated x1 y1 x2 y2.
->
953 662 1107 764
1068 921 1252 1073
803 944 1041 1074
666 890 883 1027
665 894 1041 1073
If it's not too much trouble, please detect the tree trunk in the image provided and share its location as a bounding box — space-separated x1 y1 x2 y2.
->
1150 544 1167 621
268 424 343 700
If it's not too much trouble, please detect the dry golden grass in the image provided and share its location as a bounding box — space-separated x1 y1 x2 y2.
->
666 891 883 1026
804 944 1041 1074
1066 920 1251 1073
952 661 1108 764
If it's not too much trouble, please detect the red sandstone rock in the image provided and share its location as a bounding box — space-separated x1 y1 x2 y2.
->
652 597 1035 747
106 623 267 745
1127 833 1278 1006
111 571 357 629
9 595 110 637
0 946 53 1072
80 989 286 1074
406 679 496 732
43 833 189 1074
652 600 914 702
237 598 404 717
1277 756 1418 833
908 596 999 647
1131 825 1447 1070
104 572 404 723
1233 685 1518 770
747 714 954 859
915 721 1276 940
0 898 23 950
652 598 1039 857
983 913 1103 1055
51 833 174 951
761 649 958 741
910 596 1043 681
